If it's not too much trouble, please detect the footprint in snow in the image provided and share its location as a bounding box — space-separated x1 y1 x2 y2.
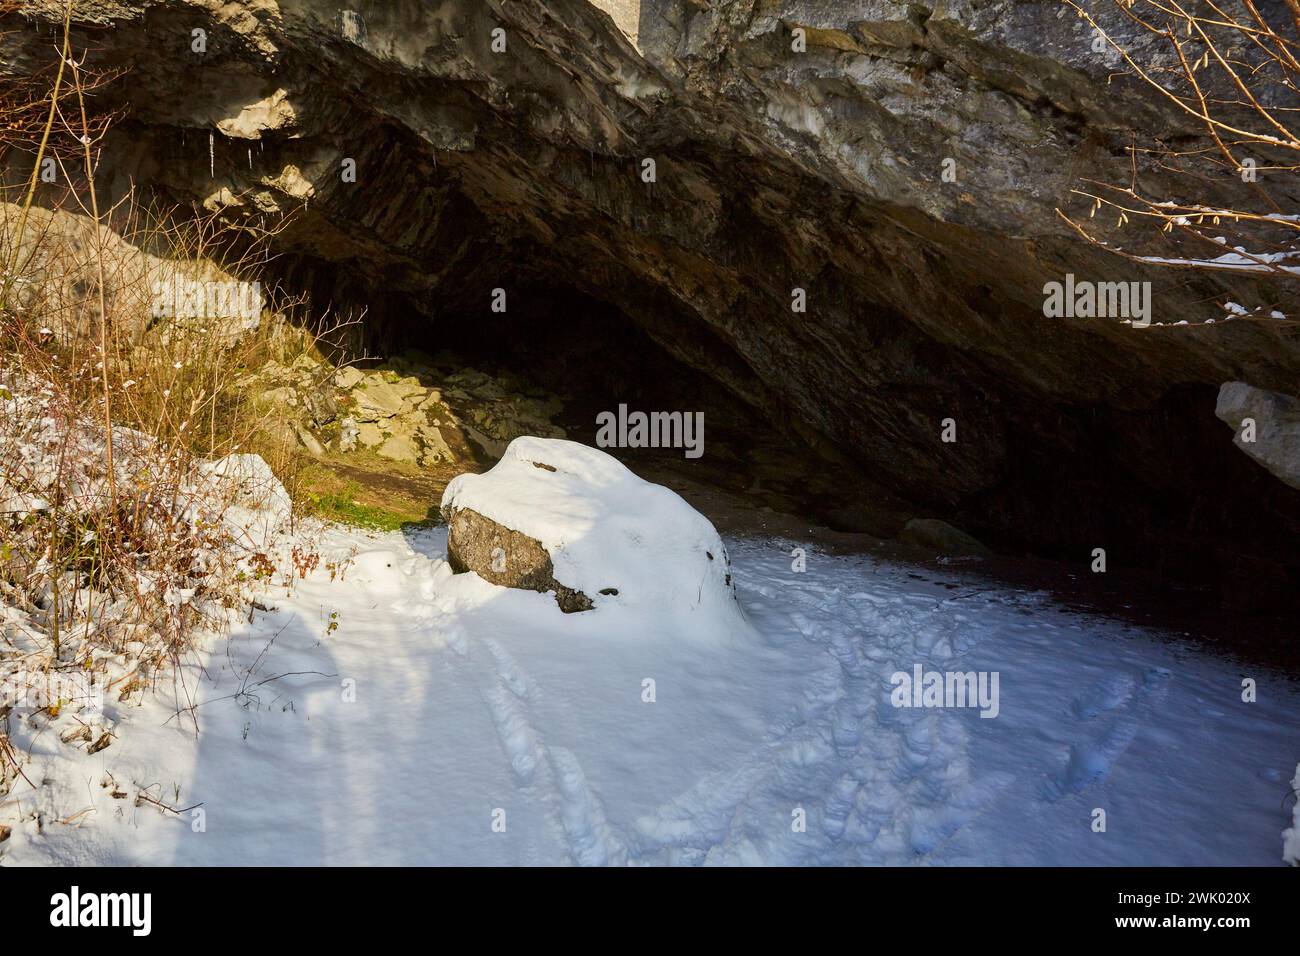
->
1071 672 1136 720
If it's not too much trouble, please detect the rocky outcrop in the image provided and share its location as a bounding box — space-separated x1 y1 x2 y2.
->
338 367 456 465
238 350 564 465
1216 382 1300 492
3 1 1299 602
0 201 259 346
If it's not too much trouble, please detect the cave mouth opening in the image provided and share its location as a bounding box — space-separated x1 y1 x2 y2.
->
337 272 910 538
250 149 1300 642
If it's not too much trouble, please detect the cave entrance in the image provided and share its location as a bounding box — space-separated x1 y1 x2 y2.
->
287 256 909 539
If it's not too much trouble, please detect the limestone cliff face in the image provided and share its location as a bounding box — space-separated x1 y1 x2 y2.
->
3 0 1299 596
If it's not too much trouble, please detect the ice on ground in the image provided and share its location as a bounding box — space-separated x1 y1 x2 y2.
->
3 523 1298 866
442 437 744 632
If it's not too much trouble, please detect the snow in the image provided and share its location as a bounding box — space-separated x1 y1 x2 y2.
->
3 516 1298 866
1285 765 1300 866
1138 247 1300 274
197 453 292 550
442 438 744 631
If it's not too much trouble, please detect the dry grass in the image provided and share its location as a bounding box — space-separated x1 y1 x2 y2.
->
0 5 353 785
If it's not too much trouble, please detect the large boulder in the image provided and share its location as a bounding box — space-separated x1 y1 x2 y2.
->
441 437 740 618
1215 382 1300 491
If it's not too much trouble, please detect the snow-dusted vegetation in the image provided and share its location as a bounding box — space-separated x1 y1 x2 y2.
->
0 362 297 807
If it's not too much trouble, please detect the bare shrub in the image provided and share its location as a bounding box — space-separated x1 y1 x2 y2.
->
0 9 351 781
1062 0 1300 301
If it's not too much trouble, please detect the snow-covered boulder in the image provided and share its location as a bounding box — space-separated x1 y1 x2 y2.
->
440 437 741 620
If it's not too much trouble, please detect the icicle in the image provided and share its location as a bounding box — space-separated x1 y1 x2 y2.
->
209 131 215 179
248 147 252 170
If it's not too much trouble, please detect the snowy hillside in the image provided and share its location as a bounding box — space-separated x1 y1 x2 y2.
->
3 521 1296 866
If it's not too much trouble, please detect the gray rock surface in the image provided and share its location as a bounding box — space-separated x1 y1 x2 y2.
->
445 506 594 613
1216 382 1300 492
7 1 1295 507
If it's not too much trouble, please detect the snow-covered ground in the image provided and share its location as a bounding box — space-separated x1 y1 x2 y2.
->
3 523 1297 866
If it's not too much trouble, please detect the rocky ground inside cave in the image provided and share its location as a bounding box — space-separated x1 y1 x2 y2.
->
241 348 567 524
241 335 924 539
